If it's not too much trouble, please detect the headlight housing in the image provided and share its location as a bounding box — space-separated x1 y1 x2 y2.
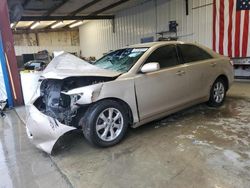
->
70 93 83 105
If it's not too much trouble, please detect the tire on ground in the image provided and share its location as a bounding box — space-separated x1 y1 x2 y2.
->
79 99 129 147
207 78 226 107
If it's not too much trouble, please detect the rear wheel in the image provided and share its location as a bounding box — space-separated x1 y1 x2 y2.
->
80 100 128 147
207 78 226 107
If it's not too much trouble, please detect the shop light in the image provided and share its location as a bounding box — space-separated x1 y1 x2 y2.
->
10 23 14 28
69 21 84 28
51 21 64 29
30 22 40 29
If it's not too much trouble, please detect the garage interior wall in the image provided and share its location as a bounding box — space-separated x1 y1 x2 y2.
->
14 30 80 56
79 0 213 59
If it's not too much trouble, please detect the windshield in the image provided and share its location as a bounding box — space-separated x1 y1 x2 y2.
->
94 48 148 73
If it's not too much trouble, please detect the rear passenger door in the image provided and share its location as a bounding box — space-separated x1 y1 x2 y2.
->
177 44 215 101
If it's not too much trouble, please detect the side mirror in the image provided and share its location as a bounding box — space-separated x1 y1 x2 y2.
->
140 62 160 73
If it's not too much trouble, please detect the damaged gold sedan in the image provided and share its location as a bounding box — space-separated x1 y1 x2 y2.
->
26 41 234 154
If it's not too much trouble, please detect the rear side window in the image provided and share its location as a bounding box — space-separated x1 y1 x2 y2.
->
178 44 212 63
145 45 179 69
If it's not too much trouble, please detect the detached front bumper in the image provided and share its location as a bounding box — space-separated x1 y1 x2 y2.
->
26 104 76 154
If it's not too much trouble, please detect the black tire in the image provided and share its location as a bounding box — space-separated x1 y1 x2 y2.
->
79 99 128 147
207 78 226 107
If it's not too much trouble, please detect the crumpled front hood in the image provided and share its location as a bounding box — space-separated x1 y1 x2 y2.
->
42 53 121 79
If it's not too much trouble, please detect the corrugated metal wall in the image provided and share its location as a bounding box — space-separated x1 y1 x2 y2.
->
79 0 213 58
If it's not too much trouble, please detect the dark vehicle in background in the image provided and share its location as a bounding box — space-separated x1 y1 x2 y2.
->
24 60 46 71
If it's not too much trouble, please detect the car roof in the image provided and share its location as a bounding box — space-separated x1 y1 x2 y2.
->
127 41 185 48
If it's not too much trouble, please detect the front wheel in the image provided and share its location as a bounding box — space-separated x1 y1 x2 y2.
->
80 100 128 147
207 78 226 107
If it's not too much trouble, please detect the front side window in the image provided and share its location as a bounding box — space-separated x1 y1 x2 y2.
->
145 45 179 69
94 48 148 73
178 44 212 63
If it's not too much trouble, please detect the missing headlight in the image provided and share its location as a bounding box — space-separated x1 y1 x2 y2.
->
33 76 116 127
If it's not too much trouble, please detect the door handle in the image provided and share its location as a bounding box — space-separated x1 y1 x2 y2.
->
176 70 185 76
211 62 217 67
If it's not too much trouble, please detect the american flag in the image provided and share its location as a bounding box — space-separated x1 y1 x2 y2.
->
213 0 250 58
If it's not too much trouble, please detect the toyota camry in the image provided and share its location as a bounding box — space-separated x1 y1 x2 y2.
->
26 41 234 154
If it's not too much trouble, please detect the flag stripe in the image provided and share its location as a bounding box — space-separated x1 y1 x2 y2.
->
239 10 245 56
242 10 249 57
231 1 236 57
215 0 220 52
223 0 229 56
227 0 234 57
234 11 241 57
219 0 225 54
213 0 217 51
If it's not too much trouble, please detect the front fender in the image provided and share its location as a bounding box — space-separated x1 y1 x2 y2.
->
64 78 139 123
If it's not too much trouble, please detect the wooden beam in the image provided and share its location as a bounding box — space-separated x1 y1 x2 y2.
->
20 15 115 21
70 0 103 16
46 0 103 29
90 0 130 15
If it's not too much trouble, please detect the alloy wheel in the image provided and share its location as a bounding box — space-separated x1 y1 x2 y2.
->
213 82 225 103
96 108 124 142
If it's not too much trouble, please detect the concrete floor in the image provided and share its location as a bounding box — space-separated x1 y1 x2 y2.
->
1 81 250 188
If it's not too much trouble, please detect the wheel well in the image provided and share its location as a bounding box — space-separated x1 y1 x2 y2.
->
216 75 229 91
75 98 134 128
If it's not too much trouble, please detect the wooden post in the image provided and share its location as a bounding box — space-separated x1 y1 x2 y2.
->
0 0 23 106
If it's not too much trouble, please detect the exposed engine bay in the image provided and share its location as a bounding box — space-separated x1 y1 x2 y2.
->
33 76 115 127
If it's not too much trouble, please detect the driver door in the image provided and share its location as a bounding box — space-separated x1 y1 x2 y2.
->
134 45 189 121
